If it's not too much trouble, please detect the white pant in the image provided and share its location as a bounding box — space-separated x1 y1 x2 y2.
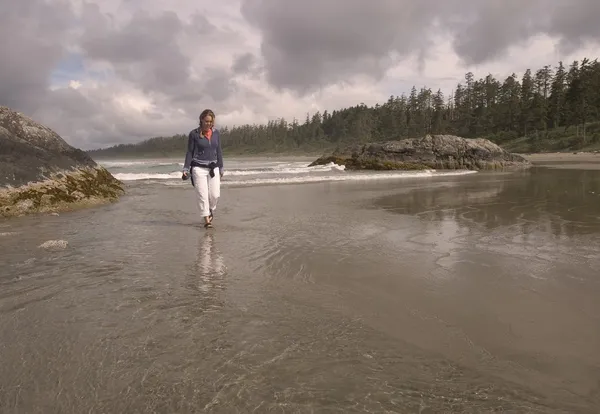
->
192 166 220 217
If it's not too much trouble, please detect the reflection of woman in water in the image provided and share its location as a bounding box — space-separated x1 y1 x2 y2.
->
191 232 226 296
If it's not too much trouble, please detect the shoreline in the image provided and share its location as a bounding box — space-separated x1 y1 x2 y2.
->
520 151 600 170
520 151 600 163
88 151 600 173
90 154 324 162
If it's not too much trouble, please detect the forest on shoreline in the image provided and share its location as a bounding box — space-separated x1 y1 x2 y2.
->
88 57 600 159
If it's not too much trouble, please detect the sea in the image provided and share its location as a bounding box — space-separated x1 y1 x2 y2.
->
1 155 599 413
101 156 477 187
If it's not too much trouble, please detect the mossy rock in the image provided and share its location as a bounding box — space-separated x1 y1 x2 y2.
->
310 135 531 172
310 155 430 171
0 166 125 218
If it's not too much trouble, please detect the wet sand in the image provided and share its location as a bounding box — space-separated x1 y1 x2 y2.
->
1 163 600 413
523 151 600 170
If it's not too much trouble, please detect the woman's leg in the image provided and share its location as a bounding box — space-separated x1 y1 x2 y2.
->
192 167 211 224
208 167 221 218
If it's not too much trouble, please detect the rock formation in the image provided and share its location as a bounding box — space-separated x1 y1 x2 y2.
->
0 106 124 218
309 135 531 171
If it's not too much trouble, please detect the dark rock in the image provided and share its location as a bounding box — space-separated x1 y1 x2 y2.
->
309 135 531 171
0 106 124 218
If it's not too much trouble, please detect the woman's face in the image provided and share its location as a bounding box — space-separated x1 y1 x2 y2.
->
200 115 214 132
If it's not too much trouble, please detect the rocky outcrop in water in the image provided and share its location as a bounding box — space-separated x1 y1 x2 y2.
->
0 106 124 218
309 135 531 171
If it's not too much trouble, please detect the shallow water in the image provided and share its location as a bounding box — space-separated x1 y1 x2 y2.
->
1 159 599 413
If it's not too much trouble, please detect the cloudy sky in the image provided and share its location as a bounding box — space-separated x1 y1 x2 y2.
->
2 0 600 150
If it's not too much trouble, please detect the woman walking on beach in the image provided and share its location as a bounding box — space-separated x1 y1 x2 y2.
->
182 109 224 228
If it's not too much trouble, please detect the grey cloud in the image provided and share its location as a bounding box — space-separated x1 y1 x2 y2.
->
0 0 74 112
38 85 250 150
80 7 193 95
445 0 549 65
549 0 600 53
232 53 257 74
231 52 264 80
241 0 437 93
241 0 600 93
71 3 244 147
34 73 242 150
201 68 238 102
1 0 252 150
444 0 600 64
82 9 183 64
34 88 190 150
44 88 97 119
79 5 246 108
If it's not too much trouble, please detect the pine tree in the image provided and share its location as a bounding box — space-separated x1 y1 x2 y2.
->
548 61 566 128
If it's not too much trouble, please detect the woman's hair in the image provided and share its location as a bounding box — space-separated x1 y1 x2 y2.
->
199 109 215 121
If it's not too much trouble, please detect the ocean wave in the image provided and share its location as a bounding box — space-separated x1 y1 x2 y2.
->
159 170 478 187
227 162 345 176
100 159 310 169
113 162 345 181
222 170 477 186
113 171 182 181
99 160 183 168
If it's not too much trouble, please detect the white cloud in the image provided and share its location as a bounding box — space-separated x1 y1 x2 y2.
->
1 0 599 150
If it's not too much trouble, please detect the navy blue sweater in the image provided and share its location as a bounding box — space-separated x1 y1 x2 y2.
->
182 127 223 174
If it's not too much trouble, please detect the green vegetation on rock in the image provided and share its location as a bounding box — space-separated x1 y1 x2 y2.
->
311 156 430 171
0 166 124 218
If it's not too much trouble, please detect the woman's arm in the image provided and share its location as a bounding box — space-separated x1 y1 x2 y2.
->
216 131 224 175
182 132 194 174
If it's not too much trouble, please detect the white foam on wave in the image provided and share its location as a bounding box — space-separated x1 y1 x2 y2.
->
161 169 477 187
100 160 183 168
223 170 476 186
227 162 345 176
114 162 345 181
113 171 182 181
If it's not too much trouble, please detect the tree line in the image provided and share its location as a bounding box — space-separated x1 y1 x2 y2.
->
88 56 600 158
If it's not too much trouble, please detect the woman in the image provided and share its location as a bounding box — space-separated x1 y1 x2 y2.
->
182 109 224 228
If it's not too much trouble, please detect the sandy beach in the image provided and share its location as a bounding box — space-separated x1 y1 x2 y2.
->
522 151 600 169
1 157 599 413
